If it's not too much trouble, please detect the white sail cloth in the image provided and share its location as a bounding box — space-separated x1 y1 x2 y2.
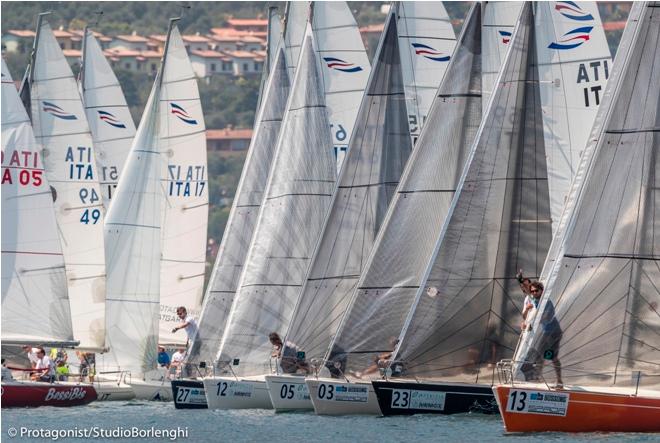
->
325 4 486 377
156 27 208 347
216 31 336 377
23 19 106 351
81 28 137 209
397 1 456 143
1 59 75 346
516 1 660 390
283 9 413 365
392 3 553 381
188 48 291 365
105 24 205 374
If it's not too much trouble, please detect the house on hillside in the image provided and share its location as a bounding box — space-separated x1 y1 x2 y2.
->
206 128 253 151
110 32 149 52
190 49 233 78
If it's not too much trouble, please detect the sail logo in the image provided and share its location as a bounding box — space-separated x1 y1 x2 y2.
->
42 101 77 120
97 110 126 129
411 43 450 62
498 30 512 44
554 1 594 21
170 103 198 125
549 2 594 50
323 57 363 73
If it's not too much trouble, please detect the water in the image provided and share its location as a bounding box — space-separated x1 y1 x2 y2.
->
1 401 656 443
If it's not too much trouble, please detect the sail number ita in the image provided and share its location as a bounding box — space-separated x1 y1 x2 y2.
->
1 150 43 186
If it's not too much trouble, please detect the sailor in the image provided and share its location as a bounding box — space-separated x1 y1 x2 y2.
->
76 351 96 383
22 345 39 368
268 332 309 374
530 282 564 389
55 360 70 381
516 269 534 331
171 347 186 377
1 358 13 381
172 307 199 349
32 348 55 382
157 346 171 369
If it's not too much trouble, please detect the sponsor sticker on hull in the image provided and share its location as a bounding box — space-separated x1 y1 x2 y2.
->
175 387 207 405
391 389 446 411
214 380 253 399
277 382 310 402
506 389 569 416
316 383 368 403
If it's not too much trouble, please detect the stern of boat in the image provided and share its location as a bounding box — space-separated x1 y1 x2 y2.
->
202 376 273 410
265 375 312 411
305 378 381 415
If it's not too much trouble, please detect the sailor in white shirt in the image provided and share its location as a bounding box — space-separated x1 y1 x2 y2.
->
172 306 198 342
33 348 55 382
22 345 39 368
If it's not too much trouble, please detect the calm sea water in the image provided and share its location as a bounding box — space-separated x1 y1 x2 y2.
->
1 401 656 443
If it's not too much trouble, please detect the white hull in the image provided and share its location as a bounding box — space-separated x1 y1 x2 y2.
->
265 374 312 411
306 378 381 415
202 376 273 410
130 379 173 401
94 380 135 401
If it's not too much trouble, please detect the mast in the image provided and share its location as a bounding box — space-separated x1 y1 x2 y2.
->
19 11 50 117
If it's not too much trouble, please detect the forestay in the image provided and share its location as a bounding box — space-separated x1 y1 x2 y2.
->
216 31 335 377
392 3 552 382
188 48 291 365
22 17 106 351
311 2 371 171
81 27 137 208
482 2 523 106
157 27 208 346
1 59 75 346
515 1 660 390
284 10 413 366
397 1 456 143
325 4 485 378
535 1 611 233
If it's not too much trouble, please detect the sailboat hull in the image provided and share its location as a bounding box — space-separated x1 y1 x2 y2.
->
94 380 135 401
172 379 207 409
1 381 97 408
493 385 660 433
306 378 381 415
202 376 273 409
265 374 312 411
130 379 173 401
373 380 497 415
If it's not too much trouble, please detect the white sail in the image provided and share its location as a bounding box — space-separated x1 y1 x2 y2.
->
188 47 291 364
515 1 660 390
1 59 75 346
325 4 485 377
284 9 413 365
391 3 553 381
283 1 309 80
255 7 283 115
81 27 137 208
23 18 106 351
482 2 523 105
105 22 204 374
397 1 456 143
535 1 611 233
312 1 371 171
216 29 336 377
156 27 208 347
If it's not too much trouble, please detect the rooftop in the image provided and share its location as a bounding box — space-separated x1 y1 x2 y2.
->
226 18 268 27
191 49 228 59
206 128 253 140
116 33 149 43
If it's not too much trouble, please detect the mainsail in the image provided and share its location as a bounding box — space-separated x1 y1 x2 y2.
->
311 1 371 171
283 1 309 81
482 2 523 105
535 1 611 233
516 1 660 390
325 4 485 377
80 27 137 208
397 1 456 143
284 9 413 366
216 30 336 377
188 48 291 364
392 3 552 382
1 59 75 346
22 16 106 351
105 21 204 374
157 27 208 347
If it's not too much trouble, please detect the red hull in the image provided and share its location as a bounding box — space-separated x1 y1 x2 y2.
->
1 382 97 408
493 385 660 433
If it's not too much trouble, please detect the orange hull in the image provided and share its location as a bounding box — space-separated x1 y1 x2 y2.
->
493 385 660 433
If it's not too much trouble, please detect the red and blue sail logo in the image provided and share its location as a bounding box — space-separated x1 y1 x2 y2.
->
323 57 363 73
42 101 77 120
411 43 450 62
97 110 126 129
170 103 197 125
549 2 594 50
554 1 594 21
498 30 512 44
